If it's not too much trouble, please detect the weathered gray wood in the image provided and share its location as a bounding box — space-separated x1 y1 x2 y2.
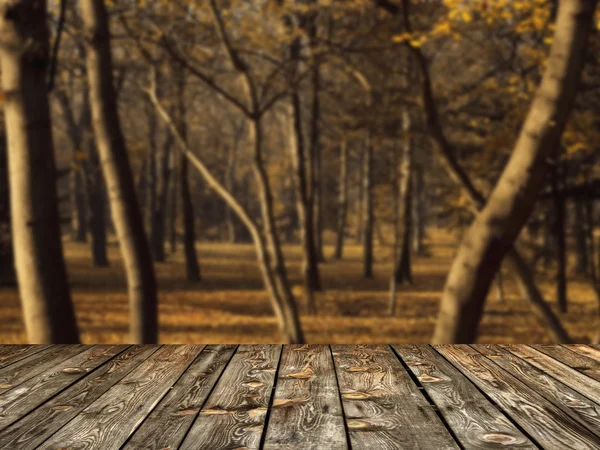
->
263 345 348 450
0 345 128 431
332 344 459 449
41 345 204 450
501 344 600 404
436 345 600 449
0 345 159 450
473 344 600 437
180 345 282 450
0 346 52 370
564 345 600 361
0 345 89 395
123 344 236 450
531 345 600 382
394 344 535 449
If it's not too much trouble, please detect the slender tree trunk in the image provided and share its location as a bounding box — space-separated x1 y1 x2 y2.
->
0 133 15 286
574 200 589 274
289 94 321 313
394 110 414 285
311 66 325 263
81 0 158 344
145 100 158 237
71 166 88 242
412 163 426 255
362 133 374 279
150 131 173 263
551 153 567 313
224 141 238 244
334 140 348 260
0 0 79 343
584 198 600 344
433 0 596 343
356 158 365 245
175 72 201 281
168 150 178 254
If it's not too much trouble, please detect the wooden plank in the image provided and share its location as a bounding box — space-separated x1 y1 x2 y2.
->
563 345 600 363
0 345 90 395
122 344 236 450
41 345 204 450
179 344 282 450
0 345 128 431
332 344 459 450
0 346 51 370
394 345 535 449
436 345 600 450
0 345 159 450
263 345 347 450
473 344 600 437
531 345 600 382
501 344 600 404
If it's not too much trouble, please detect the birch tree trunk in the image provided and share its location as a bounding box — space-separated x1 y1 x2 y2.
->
433 0 597 343
334 140 348 260
81 0 158 344
0 0 79 343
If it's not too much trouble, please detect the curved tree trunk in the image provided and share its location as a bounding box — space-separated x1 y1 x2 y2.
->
0 0 79 343
433 0 597 343
81 0 158 344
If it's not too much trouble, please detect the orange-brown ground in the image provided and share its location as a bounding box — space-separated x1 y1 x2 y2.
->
0 230 597 343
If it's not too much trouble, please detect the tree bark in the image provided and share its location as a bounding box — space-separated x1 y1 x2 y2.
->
168 149 178 254
412 163 426 255
574 200 589 274
224 141 238 243
311 65 325 263
433 0 596 343
362 133 374 279
81 0 158 344
0 133 15 286
334 140 348 260
0 0 79 343
70 166 88 243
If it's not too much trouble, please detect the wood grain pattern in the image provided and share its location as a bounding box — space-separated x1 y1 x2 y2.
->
41 345 204 450
0 345 89 395
0 345 159 450
436 345 600 450
531 345 600 382
564 345 600 362
332 344 459 450
473 344 600 437
263 345 347 450
0 346 52 370
180 345 282 450
501 344 600 404
0 345 127 432
123 344 236 450
394 344 535 449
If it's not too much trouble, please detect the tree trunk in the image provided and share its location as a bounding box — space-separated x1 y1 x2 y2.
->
362 133 374 279
145 100 158 238
433 0 596 343
394 110 414 286
224 141 238 243
289 93 321 313
356 158 365 245
311 65 325 263
584 198 600 343
81 0 158 344
412 163 426 255
574 200 589 275
334 140 348 260
175 72 201 282
551 153 567 313
150 130 173 263
0 133 15 286
71 166 88 243
0 0 79 343
168 150 178 254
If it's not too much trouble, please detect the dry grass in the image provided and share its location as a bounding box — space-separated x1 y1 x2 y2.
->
0 229 598 343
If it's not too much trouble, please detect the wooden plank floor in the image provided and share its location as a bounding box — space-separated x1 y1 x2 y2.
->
0 345 598 449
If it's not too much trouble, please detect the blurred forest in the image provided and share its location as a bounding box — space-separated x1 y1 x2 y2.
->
0 0 599 344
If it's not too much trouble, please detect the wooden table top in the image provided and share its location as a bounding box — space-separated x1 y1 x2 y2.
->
0 344 598 449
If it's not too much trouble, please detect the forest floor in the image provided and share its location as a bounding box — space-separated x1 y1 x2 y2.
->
0 229 598 344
